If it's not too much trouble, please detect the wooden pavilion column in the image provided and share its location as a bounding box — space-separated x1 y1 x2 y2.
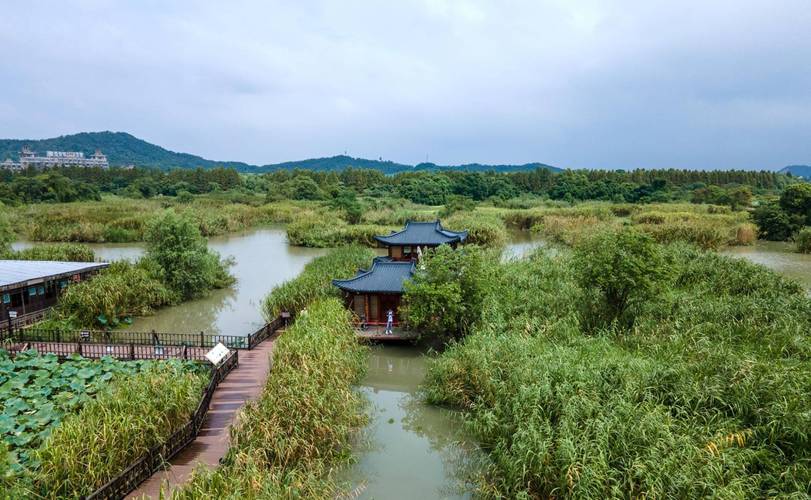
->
364 294 369 321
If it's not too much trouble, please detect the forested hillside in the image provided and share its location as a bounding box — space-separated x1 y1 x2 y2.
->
0 132 559 174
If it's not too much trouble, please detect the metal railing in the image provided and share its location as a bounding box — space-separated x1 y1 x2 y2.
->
86 350 239 500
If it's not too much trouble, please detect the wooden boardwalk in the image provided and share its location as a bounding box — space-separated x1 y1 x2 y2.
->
356 325 419 342
128 334 278 498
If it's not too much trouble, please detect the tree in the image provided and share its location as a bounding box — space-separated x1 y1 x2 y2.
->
753 202 804 241
330 190 364 224
402 245 492 341
144 210 233 300
573 228 670 329
728 186 753 210
779 183 811 225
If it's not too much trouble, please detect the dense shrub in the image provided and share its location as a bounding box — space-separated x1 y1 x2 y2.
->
403 245 495 340
175 299 367 498
753 202 805 241
573 228 670 328
144 210 234 300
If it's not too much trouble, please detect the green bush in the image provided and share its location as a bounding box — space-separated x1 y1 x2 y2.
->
175 299 367 498
573 228 670 329
403 245 494 340
796 227 811 254
144 210 234 300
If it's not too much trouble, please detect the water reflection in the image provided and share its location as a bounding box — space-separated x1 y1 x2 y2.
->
343 346 482 500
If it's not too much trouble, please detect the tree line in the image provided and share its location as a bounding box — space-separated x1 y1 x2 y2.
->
0 164 797 207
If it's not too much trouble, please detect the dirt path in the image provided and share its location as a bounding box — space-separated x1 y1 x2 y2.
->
128 337 277 498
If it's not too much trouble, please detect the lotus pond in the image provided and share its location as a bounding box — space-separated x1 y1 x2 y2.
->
0 350 205 474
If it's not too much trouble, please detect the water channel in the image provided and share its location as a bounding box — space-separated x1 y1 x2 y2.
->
11 228 811 498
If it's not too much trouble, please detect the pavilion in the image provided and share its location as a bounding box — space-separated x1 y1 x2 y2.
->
374 220 468 261
333 220 467 327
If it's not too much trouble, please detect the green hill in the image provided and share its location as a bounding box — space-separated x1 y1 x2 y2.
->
0 131 253 171
779 165 811 179
0 131 561 174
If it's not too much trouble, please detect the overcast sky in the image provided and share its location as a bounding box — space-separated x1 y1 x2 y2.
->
1 1 809 169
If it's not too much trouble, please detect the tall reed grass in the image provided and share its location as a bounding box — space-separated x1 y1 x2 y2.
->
174 299 368 498
424 243 811 498
3 243 96 262
34 362 206 497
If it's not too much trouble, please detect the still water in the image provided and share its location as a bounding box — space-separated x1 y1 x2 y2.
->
722 240 811 292
14 227 326 335
341 346 482 500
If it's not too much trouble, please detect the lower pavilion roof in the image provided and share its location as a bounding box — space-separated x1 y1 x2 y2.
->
0 260 109 292
332 257 415 294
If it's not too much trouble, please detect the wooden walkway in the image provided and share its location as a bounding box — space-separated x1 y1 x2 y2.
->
128 334 278 498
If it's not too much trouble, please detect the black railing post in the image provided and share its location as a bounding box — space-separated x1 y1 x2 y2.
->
199 331 204 347
130 342 135 360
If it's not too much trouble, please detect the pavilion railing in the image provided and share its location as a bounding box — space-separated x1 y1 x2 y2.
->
86 349 239 500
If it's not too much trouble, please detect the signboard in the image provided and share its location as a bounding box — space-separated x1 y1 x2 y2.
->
8 311 17 319
205 343 230 366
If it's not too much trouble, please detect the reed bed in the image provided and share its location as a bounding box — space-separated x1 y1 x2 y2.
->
173 299 368 498
33 361 207 498
286 214 393 248
424 242 811 498
3 243 96 262
797 227 811 254
262 246 376 319
443 212 508 248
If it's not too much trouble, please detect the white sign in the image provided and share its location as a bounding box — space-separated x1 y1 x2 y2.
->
8 311 17 319
205 343 230 366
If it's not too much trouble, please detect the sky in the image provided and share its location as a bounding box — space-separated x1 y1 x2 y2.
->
1 0 809 170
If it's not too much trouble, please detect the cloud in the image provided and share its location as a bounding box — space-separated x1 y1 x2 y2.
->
0 0 809 169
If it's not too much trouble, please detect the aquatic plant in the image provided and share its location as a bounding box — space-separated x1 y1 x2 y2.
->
34 361 206 497
54 260 175 327
174 299 368 498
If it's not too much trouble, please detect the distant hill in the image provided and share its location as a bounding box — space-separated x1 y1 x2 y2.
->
779 165 811 179
0 131 254 171
0 131 561 174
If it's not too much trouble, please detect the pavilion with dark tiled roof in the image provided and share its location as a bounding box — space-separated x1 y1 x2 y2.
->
333 219 468 328
374 220 468 261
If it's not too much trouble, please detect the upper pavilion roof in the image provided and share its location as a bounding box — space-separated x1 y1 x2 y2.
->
374 220 468 246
